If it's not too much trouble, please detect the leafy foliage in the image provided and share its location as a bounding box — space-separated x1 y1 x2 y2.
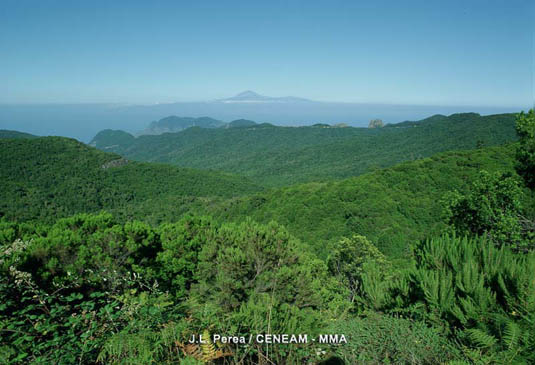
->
156 216 213 298
1 111 534 364
0 213 349 364
515 109 535 189
329 313 462 364
444 170 533 250
327 235 388 303
187 218 349 363
355 235 535 363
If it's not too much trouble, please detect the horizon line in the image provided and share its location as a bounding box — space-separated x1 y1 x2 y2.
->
0 100 530 110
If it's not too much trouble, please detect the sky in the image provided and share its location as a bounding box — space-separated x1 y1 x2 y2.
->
0 0 533 107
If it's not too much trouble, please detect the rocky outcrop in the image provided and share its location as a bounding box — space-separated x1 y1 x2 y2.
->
368 119 384 128
101 158 129 169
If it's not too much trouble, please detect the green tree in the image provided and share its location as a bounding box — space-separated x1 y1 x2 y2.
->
156 215 213 299
444 171 530 250
515 109 535 189
189 219 349 363
327 235 388 302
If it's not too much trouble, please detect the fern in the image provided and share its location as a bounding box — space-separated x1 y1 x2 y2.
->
200 329 216 362
176 329 233 364
503 320 521 351
97 330 158 364
374 235 535 362
465 328 497 349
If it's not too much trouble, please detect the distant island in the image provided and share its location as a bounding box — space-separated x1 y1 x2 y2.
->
217 90 315 104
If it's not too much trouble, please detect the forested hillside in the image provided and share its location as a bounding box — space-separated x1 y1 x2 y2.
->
0 130 37 139
138 116 225 135
0 137 261 223
206 144 518 257
91 112 518 186
0 133 521 258
2 110 535 364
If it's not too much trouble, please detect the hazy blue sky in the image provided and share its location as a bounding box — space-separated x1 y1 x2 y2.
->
1 0 533 106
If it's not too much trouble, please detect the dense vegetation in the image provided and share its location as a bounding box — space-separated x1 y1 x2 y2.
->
1 110 534 364
1 133 518 258
208 145 517 257
91 112 518 186
0 214 348 364
515 109 535 189
332 234 535 364
0 137 261 224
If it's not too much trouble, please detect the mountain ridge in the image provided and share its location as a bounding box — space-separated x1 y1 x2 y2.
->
0 129 38 139
0 136 262 223
217 90 314 104
138 115 225 135
89 112 518 187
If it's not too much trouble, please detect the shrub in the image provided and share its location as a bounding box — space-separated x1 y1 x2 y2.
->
327 235 388 304
329 312 462 364
188 218 350 364
515 109 535 189
357 235 535 363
